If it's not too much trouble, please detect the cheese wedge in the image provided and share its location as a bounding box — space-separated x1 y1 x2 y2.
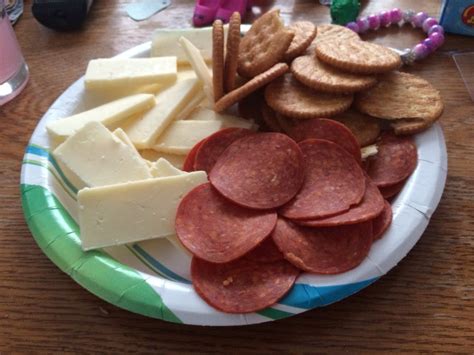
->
150 158 186 177
175 90 207 120
139 150 185 169
53 122 151 189
153 120 223 154
151 27 228 64
78 171 208 250
84 57 177 90
123 78 201 148
178 37 214 107
112 128 139 152
185 107 257 130
47 94 155 142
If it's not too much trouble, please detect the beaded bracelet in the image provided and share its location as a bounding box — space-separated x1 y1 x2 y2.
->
345 9 445 65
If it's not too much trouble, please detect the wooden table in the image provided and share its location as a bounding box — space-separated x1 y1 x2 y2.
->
2 0 473 352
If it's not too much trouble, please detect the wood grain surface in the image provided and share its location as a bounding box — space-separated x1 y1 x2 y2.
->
1 0 474 352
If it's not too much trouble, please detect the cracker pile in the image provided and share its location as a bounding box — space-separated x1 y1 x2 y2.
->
211 11 444 136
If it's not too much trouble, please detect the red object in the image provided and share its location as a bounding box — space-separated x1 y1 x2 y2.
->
191 243 299 313
272 219 373 274
295 176 384 227
194 128 253 173
372 200 393 240
215 0 249 23
288 118 362 163
366 132 417 188
183 138 207 172
193 0 220 27
280 139 365 220
176 183 277 263
210 133 305 210
379 179 407 199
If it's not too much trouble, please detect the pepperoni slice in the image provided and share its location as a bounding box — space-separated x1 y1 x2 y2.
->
191 242 300 313
367 132 417 187
280 139 365 220
193 128 253 173
210 133 305 210
295 176 384 227
379 179 406 199
183 138 207 172
272 218 373 274
288 118 361 163
372 200 392 240
244 237 284 263
176 183 277 263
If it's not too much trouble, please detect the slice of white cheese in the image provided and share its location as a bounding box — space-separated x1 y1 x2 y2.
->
175 90 206 120
123 77 201 148
53 122 152 189
151 26 228 64
153 120 223 154
139 150 185 169
185 107 257 130
150 158 186 177
112 127 139 153
178 37 214 107
47 94 155 143
84 57 177 90
77 171 207 250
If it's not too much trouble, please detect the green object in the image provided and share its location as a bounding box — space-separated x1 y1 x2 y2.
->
330 0 360 25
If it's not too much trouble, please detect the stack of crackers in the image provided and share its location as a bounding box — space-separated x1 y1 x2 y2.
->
211 9 444 142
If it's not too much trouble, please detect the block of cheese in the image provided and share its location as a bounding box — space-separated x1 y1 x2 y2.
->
47 94 155 142
140 150 185 169
175 90 206 120
84 57 177 90
112 128 138 152
178 37 214 107
53 122 151 189
151 26 228 64
78 171 208 250
150 158 185 177
123 77 201 148
185 107 257 130
153 120 223 154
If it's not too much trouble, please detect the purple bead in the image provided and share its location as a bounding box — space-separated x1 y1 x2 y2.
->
422 38 436 52
429 32 445 48
413 43 430 60
412 12 428 28
368 14 380 30
390 8 403 24
422 17 439 32
379 11 391 27
428 24 444 36
346 22 359 33
356 17 369 33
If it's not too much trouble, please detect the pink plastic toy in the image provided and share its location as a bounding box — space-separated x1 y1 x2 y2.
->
193 0 250 27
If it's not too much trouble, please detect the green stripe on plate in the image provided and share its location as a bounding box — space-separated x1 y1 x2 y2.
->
21 183 181 323
257 307 294 320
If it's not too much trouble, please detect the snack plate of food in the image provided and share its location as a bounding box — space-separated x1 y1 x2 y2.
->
21 14 447 326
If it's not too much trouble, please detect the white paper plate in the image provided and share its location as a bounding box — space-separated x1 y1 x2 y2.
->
20 41 447 326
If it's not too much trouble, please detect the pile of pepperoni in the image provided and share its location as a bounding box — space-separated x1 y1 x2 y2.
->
176 119 417 313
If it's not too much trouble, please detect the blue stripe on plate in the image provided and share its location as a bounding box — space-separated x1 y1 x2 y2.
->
280 277 379 309
131 244 191 284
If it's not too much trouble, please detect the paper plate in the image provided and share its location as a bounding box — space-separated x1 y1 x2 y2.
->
20 41 447 326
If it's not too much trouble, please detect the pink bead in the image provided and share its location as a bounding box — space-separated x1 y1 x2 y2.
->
428 24 444 36
356 17 369 33
422 38 436 51
346 22 359 33
368 14 380 30
379 11 391 27
422 17 439 32
412 12 428 28
429 32 445 48
390 8 403 24
413 43 430 60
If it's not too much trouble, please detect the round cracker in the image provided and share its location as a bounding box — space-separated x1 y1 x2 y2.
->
212 20 225 102
291 55 377 93
355 71 444 128
224 12 241 92
238 10 295 78
264 74 353 119
284 21 317 61
332 109 382 146
305 24 360 56
215 63 289 112
316 38 401 74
